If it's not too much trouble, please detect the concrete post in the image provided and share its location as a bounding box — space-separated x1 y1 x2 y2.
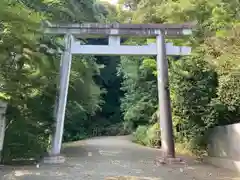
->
0 101 7 162
49 34 73 161
156 32 175 158
50 57 61 154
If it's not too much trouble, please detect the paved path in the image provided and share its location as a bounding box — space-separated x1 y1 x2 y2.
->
1 136 240 180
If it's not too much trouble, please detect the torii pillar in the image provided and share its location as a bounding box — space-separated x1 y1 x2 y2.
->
44 23 193 163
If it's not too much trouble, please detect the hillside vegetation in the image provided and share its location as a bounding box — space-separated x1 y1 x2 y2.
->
0 0 239 163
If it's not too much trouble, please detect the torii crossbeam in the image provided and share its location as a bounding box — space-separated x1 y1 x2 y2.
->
44 23 193 163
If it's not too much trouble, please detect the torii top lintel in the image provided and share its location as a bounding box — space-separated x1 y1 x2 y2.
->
44 22 194 37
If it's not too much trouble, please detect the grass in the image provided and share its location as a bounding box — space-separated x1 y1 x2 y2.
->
175 142 195 156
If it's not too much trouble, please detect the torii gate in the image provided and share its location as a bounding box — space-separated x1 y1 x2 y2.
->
44 23 193 163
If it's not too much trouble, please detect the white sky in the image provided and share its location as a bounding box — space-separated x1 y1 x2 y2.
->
100 0 119 5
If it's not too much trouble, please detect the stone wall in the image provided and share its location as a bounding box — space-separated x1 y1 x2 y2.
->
207 123 240 159
206 123 240 171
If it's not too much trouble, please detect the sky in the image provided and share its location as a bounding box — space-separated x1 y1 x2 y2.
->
100 0 119 5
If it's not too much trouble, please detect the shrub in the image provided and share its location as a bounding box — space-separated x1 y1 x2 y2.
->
133 125 148 145
146 123 161 147
103 123 131 136
133 123 161 147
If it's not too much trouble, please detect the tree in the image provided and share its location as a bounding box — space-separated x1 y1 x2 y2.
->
119 54 158 129
117 0 240 152
0 0 108 163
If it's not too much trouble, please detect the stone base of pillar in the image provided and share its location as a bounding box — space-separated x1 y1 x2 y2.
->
42 155 65 164
154 156 185 166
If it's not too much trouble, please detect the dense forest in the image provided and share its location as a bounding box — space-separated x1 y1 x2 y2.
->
0 0 239 163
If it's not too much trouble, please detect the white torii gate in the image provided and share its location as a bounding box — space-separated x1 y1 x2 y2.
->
44 23 193 163
71 40 191 56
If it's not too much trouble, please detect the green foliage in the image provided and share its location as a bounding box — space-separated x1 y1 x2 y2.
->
204 24 240 126
0 0 54 163
3 105 50 163
133 123 161 147
103 123 130 136
146 123 161 147
133 125 148 145
0 0 112 163
2 0 240 162
94 55 122 125
119 55 158 129
118 0 240 153
170 55 218 151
